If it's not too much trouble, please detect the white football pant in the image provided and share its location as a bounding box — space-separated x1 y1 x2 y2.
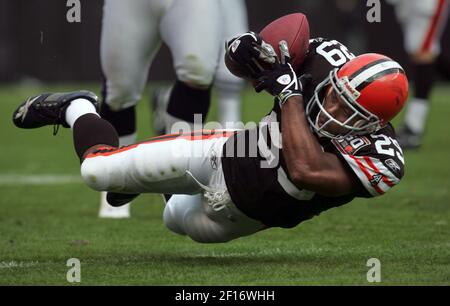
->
100 0 224 111
99 0 248 217
389 0 449 55
214 0 248 127
81 131 265 243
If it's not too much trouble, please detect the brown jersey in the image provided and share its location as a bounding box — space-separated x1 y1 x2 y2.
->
221 38 405 228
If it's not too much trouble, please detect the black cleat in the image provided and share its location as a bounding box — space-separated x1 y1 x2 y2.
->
13 91 98 134
396 125 422 150
106 192 140 207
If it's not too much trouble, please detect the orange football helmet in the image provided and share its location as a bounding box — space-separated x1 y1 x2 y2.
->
306 53 409 139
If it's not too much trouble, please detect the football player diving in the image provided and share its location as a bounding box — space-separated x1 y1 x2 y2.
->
12 28 409 243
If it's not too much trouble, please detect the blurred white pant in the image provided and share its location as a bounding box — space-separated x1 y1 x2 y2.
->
163 175 264 243
389 0 449 55
81 130 265 243
215 0 248 92
215 0 248 127
101 0 248 111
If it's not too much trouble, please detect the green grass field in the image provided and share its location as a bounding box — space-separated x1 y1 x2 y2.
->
0 83 449 285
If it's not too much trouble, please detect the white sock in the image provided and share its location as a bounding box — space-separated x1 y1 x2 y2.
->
119 133 137 147
218 91 242 129
65 98 99 128
404 98 429 134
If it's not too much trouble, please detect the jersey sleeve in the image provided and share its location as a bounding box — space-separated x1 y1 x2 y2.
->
331 125 405 197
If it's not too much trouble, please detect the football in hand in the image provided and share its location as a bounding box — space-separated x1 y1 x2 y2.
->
225 13 310 79
259 13 310 71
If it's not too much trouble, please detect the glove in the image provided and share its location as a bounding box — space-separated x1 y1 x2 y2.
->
225 31 277 79
254 41 308 106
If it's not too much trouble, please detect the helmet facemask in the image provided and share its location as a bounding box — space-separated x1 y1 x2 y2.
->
306 69 381 140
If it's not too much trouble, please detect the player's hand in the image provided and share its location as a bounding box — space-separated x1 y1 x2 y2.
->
225 31 277 79
254 41 306 106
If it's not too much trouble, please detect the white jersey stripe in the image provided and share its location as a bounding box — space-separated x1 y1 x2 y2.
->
358 158 391 193
379 180 392 193
367 157 401 184
341 154 401 196
277 167 316 201
341 154 380 196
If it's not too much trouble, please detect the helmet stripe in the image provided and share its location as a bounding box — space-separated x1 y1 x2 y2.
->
349 61 404 90
348 58 390 81
355 68 405 92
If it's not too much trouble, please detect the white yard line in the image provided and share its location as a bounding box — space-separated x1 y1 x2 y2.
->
0 174 83 186
0 261 40 269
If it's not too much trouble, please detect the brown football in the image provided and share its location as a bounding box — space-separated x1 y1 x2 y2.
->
259 13 310 71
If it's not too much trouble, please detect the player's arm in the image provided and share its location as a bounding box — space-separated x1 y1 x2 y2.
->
255 41 358 197
280 96 358 197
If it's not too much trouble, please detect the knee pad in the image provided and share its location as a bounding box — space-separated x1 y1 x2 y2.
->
103 78 142 111
80 158 111 192
80 153 129 192
175 55 217 88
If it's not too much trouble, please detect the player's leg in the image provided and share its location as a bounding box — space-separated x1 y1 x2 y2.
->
79 123 265 244
151 86 172 136
13 92 208 201
99 0 165 216
13 94 265 243
151 0 247 134
12 92 170 206
100 0 162 136
81 126 239 193
163 193 265 243
215 0 248 129
162 140 266 243
396 0 449 149
12 91 118 162
160 0 222 133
